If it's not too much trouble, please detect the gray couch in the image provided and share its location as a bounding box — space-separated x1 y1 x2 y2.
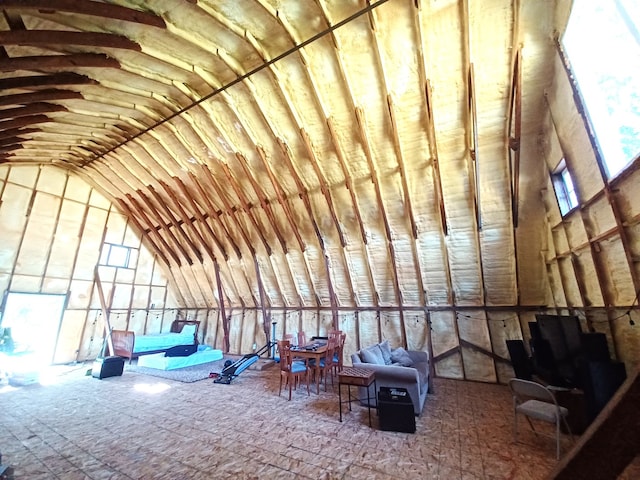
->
351 341 430 415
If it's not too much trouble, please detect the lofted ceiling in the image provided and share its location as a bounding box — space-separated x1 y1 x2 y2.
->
0 0 564 311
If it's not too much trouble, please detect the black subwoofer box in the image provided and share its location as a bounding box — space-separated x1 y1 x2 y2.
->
378 387 416 433
92 356 125 379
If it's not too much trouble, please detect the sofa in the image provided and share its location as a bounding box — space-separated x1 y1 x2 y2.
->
351 340 430 415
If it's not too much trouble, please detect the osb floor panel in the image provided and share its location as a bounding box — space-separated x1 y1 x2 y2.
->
0 365 636 480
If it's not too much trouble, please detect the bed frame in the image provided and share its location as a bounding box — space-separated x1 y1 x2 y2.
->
109 320 200 363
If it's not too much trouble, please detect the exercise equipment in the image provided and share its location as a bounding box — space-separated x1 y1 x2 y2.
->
213 322 277 385
213 341 275 384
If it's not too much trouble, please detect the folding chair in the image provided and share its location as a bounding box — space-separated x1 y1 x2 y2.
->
508 378 573 459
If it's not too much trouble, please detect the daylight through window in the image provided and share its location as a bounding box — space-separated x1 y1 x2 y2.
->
562 0 640 178
552 159 578 216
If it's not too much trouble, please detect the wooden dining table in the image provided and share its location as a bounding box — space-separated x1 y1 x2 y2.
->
290 343 328 394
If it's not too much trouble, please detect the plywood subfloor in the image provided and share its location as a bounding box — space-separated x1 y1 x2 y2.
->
0 364 637 479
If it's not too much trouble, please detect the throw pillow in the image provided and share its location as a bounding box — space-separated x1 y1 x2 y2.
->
378 339 393 365
361 344 385 365
390 347 414 367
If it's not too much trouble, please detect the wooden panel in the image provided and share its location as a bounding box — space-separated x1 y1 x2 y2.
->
53 309 86 364
15 192 59 276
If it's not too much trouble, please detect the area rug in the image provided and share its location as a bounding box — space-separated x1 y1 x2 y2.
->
125 355 276 383
126 357 231 383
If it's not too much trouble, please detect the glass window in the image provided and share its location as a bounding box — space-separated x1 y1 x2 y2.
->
562 0 640 178
106 244 131 268
552 159 578 216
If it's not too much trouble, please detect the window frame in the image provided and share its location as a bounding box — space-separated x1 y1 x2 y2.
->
104 244 132 269
551 159 579 217
560 0 640 180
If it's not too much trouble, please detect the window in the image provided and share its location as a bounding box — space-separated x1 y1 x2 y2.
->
562 0 640 178
105 244 131 268
552 159 578 216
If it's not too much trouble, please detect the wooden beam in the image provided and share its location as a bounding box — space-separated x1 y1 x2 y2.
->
549 366 640 479
0 114 50 130
0 89 83 106
327 116 375 306
2 0 167 28
0 30 140 50
137 190 193 265
115 198 171 267
146 186 202 263
174 176 229 261
0 72 96 90
235 151 289 253
0 103 67 120
468 63 482 230
355 106 406 345
0 127 40 140
93 267 115 356
219 162 273 257
0 53 120 72
214 260 230 352
159 180 214 262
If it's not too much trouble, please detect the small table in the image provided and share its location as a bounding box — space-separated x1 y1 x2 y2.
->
338 367 376 426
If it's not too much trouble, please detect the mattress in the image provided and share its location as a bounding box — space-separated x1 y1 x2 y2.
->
133 325 197 354
136 345 223 370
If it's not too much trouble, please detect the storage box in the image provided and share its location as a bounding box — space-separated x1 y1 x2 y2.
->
92 356 124 379
378 387 416 433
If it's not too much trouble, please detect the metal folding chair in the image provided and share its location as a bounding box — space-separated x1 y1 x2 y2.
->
508 378 573 459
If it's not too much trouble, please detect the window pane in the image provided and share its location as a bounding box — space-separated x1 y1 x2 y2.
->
107 245 130 268
563 0 640 178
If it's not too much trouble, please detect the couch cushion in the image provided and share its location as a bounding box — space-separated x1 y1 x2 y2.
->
390 347 414 367
379 340 393 365
361 344 385 365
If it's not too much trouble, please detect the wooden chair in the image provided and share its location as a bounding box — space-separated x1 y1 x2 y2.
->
328 330 346 375
312 336 337 394
297 331 307 347
278 340 310 400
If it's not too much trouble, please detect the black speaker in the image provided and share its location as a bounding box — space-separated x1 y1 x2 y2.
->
580 333 610 362
580 361 627 421
378 387 416 433
92 356 125 379
506 340 533 380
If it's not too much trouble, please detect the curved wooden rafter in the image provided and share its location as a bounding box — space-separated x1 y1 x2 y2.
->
278 139 338 314
355 106 405 333
136 188 194 266
172 177 228 262
1 0 167 29
0 103 68 120
234 152 289 255
0 72 97 90
300 129 358 306
163 117 244 261
317 6 379 307
175 105 301 308
0 53 121 72
367 4 427 336
0 30 141 51
244 3 348 318
0 89 83 106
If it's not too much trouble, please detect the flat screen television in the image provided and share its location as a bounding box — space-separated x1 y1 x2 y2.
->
534 314 583 386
